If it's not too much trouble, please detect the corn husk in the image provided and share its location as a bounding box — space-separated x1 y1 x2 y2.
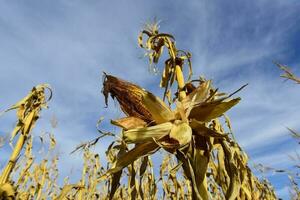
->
123 122 172 143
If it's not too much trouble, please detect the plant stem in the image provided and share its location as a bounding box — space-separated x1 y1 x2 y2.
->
175 65 186 101
0 133 27 184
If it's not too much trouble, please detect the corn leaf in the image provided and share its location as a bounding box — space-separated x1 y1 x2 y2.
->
99 142 159 181
189 98 240 122
190 119 227 138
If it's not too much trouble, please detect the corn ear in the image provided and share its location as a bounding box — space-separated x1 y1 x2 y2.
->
102 74 153 123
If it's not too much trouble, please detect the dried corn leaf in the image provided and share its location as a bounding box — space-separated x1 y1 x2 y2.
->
111 117 147 130
0 84 51 115
221 141 240 200
54 184 82 200
109 144 126 200
176 150 202 200
139 156 149 199
190 120 227 138
99 141 159 181
189 98 240 122
49 133 56 149
192 136 210 200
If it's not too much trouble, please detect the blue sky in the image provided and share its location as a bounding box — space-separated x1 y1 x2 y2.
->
0 1 300 199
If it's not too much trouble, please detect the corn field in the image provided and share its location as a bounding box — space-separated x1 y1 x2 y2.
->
1 22 292 200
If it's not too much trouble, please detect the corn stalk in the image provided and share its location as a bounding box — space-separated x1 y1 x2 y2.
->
0 84 51 198
0 85 51 183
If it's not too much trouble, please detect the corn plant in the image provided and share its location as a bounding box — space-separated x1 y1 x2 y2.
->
0 84 52 199
0 23 278 200
100 22 277 200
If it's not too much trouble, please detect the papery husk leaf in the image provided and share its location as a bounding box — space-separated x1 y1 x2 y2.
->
111 117 147 130
102 74 153 123
189 98 240 122
175 101 188 123
123 122 172 143
142 91 175 123
182 80 211 112
99 141 159 181
169 121 192 147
